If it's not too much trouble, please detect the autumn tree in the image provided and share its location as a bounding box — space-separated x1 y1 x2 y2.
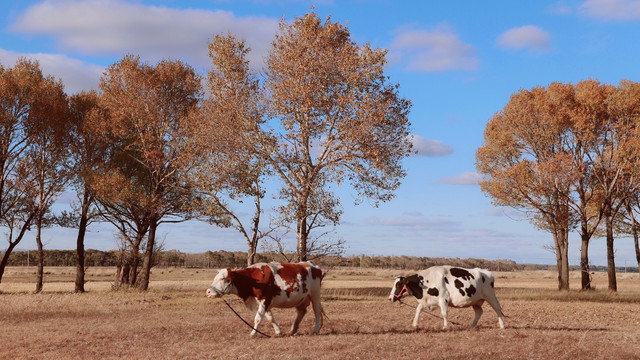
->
94 169 151 288
19 69 70 293
478 80 640 291
90 143 156 288
96 55 202 290
550 80 608 291
476 84 577 290
592 79 640 291
259 13 413 261
65 90 108 292
0 58 66 284
195 34 271 266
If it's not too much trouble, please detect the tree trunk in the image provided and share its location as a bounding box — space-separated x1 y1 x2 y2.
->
580 220 592 290
604 205 617 292
0 241 19 285
635 226 640 275
74 198 90 293
138 221 157 291
631 209 640 275
129 249 139 286
35 218 44 294
0 214 37 284
117 262 130 288
247 248 256 267
579 236 591 290
554 225 570 291
297 216 308 262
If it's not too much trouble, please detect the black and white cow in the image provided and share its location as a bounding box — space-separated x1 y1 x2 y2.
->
389 266 504 330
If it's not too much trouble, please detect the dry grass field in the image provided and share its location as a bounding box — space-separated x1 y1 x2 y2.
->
1 266 639 359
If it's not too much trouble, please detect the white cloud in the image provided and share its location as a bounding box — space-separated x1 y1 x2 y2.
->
390 25 479 72
497 25 552 52
0 48 104 93
10 0 279 71
410 134 454 157
579 0 640 20
438 171 482 185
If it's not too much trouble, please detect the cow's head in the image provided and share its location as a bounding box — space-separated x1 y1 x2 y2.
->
389 274 423 302
389 276 410 302
206 268 232 298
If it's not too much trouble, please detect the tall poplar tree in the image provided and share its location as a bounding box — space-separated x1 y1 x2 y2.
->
0 59 66 284
96 55 202 290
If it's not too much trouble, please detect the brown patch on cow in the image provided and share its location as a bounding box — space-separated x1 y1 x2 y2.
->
278 263 308 294
230 265 281 308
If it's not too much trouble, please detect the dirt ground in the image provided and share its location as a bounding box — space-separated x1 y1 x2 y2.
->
1 267 639 359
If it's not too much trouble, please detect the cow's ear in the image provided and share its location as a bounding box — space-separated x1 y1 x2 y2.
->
226 268 232 281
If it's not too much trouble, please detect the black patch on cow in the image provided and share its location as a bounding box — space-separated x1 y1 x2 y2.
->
454 279 464 289
444 277 449 284
427 287 439 297
406 274 423 299
450 267 475 281
454 279 465 296
491 281 494 288
482 274 486 283
466 285 476 297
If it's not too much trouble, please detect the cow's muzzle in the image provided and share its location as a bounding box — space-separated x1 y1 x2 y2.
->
206 288 220 298
391 284 410 302
206 283 231 298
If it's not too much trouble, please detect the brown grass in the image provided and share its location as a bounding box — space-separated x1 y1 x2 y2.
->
1 266 639 359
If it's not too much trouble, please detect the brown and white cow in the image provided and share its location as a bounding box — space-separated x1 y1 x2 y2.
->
206 262 323 336
390 266 504 330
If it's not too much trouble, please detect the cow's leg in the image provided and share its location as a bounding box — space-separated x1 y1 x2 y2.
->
291 304 307 335
412 302 424 328
438 298 449 330
470 301 484 329
485 291 505 329
310 293 323 334
264 311 282 336
250 301 267 337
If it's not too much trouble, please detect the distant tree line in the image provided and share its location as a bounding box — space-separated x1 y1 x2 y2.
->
3 249 526 272
7 248 640 275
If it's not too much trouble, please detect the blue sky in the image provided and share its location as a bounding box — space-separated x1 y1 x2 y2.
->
2 0 640 266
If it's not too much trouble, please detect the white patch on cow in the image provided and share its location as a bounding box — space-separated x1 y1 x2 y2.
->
272 268 293 293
